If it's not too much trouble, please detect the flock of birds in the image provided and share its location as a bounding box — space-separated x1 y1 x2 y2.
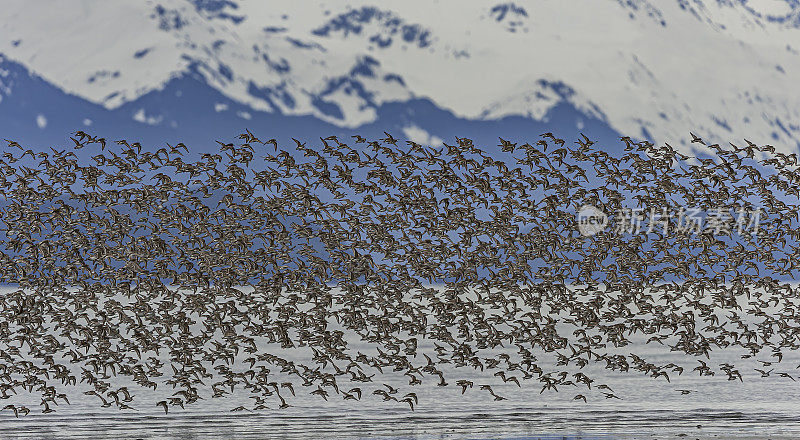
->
0 129 798 416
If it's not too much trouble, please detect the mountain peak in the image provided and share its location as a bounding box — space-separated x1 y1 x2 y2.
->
1 0 799 152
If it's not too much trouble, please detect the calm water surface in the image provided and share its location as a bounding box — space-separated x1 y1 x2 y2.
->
2 286 800 439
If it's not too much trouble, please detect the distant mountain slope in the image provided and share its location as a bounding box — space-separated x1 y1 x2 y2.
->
1 0 799 153
0 54 620 155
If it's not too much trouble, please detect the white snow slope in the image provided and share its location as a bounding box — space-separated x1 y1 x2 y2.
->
1 0 800 152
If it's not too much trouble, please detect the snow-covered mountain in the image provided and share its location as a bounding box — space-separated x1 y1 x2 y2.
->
1 0 800 153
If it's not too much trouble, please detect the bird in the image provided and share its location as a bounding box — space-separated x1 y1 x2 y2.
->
457 379 473 394
156 401 169 414
0 128 795 417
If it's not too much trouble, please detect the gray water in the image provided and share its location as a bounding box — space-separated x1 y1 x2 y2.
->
4 368 800 440
3 285 800 439
4 345 799 439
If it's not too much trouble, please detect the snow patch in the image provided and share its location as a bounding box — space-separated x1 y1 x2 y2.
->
746 0 793 16
1 1 800 152
403 125 442 147
132 108 163 125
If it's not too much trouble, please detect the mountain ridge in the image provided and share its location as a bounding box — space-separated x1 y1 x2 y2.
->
1 0 799 152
